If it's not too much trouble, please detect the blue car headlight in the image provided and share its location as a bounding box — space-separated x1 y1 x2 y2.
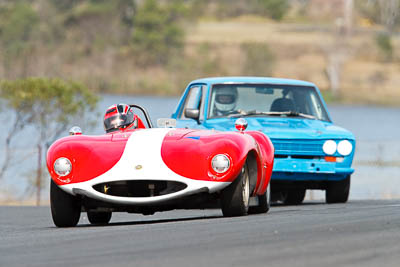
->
323 140 337 155
337 140 353 156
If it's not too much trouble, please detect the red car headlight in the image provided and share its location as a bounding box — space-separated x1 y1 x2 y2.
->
211 154 230 173
54 157 72 176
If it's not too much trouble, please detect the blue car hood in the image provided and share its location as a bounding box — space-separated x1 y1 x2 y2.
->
204 117 354 140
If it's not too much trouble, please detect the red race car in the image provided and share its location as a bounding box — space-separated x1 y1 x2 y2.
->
47 104 274 227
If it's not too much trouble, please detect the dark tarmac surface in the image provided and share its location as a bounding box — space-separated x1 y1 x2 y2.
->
1 200 400 267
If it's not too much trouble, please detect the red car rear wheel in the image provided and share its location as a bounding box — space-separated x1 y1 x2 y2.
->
87 211 112 225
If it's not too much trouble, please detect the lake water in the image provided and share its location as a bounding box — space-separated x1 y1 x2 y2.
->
1 95 399 202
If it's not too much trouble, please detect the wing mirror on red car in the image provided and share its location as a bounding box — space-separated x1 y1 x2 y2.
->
69 126 82 135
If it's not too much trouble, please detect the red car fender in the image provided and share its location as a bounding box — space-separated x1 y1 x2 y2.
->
245 131 274 195
161 129 260 183
47 134 128 185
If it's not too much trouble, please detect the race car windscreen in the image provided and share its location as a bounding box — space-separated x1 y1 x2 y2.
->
208 84 330 121
104 113 134 132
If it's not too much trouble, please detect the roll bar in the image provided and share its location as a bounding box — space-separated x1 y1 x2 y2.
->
129 104 153 128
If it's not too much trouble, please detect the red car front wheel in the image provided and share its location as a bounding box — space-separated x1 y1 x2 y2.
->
50 180 81 227
221 162 250 217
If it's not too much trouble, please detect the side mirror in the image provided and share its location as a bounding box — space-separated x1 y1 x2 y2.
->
69 126 82 135
184 108 200 120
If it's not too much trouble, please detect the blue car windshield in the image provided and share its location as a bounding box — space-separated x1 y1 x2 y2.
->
208 84 330 121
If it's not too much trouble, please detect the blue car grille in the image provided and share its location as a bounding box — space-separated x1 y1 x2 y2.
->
271 139 324 156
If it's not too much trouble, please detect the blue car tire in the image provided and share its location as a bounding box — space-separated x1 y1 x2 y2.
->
283 189 306 205
326 176 351 203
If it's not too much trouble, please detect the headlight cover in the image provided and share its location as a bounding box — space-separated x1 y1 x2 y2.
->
211 154 230 173
54 157 72 176
337 140 353 156
323 140 337 155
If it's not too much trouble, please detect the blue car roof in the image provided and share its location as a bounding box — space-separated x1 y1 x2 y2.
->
189 77 316 87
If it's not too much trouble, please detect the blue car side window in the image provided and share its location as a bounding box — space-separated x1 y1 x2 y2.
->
180 85 203 119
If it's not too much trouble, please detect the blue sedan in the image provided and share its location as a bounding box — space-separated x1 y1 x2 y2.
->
172 77 355 204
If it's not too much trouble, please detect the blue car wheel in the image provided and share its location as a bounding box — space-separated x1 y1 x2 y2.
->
326 175 351 203
283 189 306 205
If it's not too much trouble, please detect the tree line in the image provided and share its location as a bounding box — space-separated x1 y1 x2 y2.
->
0 0 290 78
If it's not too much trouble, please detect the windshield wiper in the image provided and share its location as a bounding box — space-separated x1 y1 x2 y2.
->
228 110 271 118
267 111 317 119
228 110 316 119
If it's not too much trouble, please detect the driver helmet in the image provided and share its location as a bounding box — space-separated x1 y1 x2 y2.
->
104 103 136 133
214 86 238 113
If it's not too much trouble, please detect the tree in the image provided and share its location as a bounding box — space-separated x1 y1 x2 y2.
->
131 0 185 66
0 78 98 205
0 2 39 78
376 0 399 61
50 0 83 11
356 0 399 61
375 32 393 61
323 0 354 98
257 0 289 20
0 99 32 182
356 0 400 31
203 0 289 20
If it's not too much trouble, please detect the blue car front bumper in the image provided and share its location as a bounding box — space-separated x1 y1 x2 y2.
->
272 157 354 181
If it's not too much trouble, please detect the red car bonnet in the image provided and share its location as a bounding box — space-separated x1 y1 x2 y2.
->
47 133 129 185
161 129 250 182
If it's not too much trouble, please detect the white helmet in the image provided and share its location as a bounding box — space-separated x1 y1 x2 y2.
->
214 86 238 113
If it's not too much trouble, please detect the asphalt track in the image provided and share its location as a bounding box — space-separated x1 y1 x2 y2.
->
1 200 400 267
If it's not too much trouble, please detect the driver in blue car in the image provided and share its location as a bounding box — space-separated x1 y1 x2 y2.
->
213 86 238 116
